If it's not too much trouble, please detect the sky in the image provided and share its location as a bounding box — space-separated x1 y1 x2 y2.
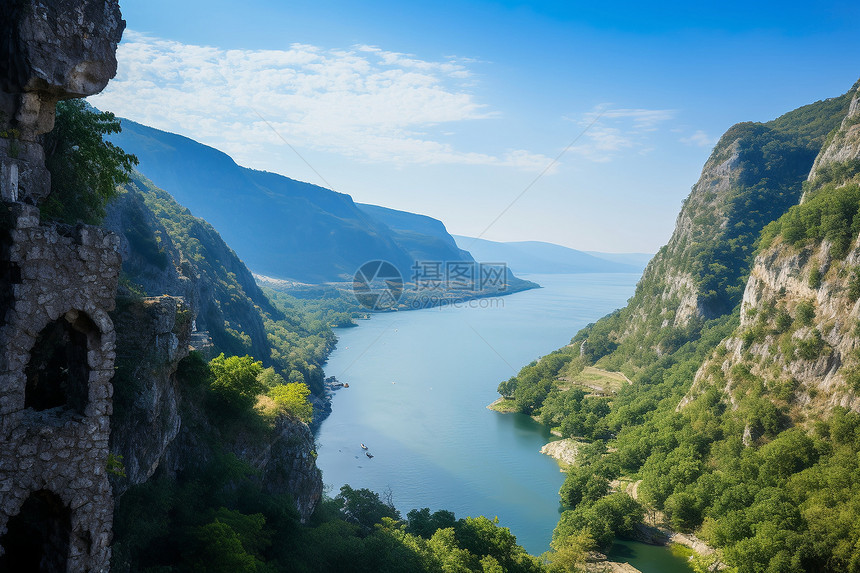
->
92 0 860 253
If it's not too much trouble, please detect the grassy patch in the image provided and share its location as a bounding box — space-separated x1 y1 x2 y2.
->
487 397 519 413
564 366 630 395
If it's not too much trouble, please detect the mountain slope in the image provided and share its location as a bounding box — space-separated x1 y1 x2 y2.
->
104 170 336 396
453 235 644 274
495 80 860 573
687 81 860 423
109 120 416 282
573 87 855 372
359 203 474 265
105 171 278 362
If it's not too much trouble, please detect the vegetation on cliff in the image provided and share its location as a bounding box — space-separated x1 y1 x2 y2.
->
497 83 860 572
110 172 350 396
41 100 138 224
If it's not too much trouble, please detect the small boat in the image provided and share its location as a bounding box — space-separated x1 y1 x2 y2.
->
366 452 374 459
360 443 368 450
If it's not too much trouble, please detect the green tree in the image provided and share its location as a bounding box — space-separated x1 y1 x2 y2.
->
209 353 264 413
42 100 138 224
335 485 401 534
268 382 313 423
191 521 264 573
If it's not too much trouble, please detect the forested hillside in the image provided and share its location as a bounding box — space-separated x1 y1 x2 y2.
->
497 81 860 572
105 171 349 396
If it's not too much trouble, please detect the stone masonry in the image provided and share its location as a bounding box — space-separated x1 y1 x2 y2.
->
0 1 125 570
0 203 121 570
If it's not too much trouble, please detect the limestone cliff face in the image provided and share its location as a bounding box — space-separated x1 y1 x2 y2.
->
637 138 743 330
807 81 860 185
685 84 860 425
577 90 853 371
109 296 189 496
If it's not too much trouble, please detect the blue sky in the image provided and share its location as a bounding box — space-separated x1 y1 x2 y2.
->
95 1 860 252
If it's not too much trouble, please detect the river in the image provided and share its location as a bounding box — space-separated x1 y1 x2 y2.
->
315 273 694 571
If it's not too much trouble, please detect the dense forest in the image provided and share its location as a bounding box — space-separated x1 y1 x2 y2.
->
497 83 860 572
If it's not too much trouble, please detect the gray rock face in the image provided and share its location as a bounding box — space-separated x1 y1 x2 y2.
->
0 202 121 571
807 83 860 186
109 296 190 497
0 0 125 205
1 0 125 138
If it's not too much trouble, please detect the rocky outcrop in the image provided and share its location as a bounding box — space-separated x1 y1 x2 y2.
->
231 415 323 522
107 292 323 522
575 89 853 373
540 438 582 467
684 82 860 423
0 0 124 139
0 0 124 206
109 296 189 496
807 82 860 185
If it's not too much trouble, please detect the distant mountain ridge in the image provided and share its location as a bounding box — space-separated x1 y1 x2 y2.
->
358 203 474 265
109 120 496 284
453 235 648 274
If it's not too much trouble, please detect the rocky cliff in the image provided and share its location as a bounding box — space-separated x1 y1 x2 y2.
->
104 171 280 364
109 295 189 496
106 183 324 521
686 82 860 427
574 88 854 373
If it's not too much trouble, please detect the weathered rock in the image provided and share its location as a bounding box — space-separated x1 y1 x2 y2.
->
683 81 860 423
539 438 582 467
807 82 860 185
108 296 189 497
0 0 125 206
0 0 125 138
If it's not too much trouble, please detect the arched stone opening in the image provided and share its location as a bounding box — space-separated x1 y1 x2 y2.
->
0 490 72 573
24 311 98 413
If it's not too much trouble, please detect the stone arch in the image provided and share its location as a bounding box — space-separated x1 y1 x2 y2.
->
24 310 100 413
0 489 72 573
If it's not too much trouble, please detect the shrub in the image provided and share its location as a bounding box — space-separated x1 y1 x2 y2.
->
209 354 264 414
41 100 138 224
795 300 815 326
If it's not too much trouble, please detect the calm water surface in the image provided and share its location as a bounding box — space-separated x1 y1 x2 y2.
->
315 272 688 568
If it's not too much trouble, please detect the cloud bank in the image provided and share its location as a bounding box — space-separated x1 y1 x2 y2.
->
91 32 551 172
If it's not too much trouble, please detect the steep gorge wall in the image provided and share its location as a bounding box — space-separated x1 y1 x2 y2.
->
108 294 323 521
686 83 860 426
576 89 854 373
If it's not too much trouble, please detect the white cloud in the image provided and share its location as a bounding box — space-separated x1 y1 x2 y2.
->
567 105 676 162
680 130 715 147
90 31 550 172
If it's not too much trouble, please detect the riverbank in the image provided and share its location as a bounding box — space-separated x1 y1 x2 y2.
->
539 438 584 468
490 398 720 571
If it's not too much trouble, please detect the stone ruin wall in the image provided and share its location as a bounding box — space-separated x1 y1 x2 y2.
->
0 1 125 570
0 203 120 570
